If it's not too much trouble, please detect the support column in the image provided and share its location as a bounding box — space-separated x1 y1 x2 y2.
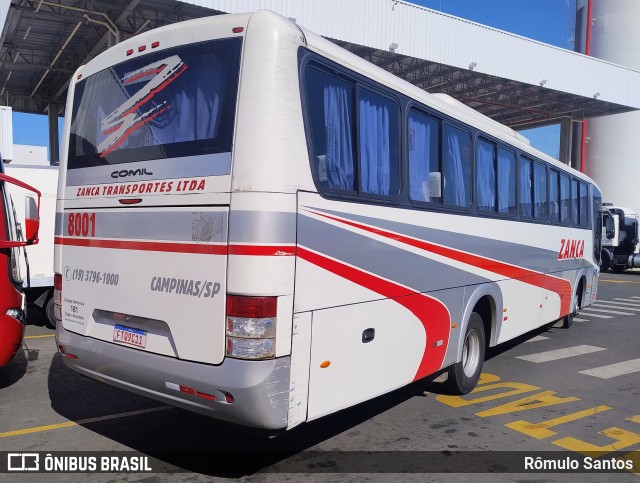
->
47 104 59 166
559 117 573 166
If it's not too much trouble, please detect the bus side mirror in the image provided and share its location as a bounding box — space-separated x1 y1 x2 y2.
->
24 196 39 245
605 217 615 239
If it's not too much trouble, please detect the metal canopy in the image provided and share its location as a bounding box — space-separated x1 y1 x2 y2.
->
0 0 636 129
331 39 635 129
0 0 216 115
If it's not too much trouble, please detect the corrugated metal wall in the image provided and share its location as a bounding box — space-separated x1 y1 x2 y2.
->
181 0 640 108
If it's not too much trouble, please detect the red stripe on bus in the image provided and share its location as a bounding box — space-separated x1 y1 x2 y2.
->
297 246 450 381
54 238 296 257
305 209 572 316
228 245 295 256
54 237 227 255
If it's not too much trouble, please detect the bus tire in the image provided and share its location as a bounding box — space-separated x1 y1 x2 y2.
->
45 296 56 329
446 312 485 395
562 284 581 329
600 250 611 273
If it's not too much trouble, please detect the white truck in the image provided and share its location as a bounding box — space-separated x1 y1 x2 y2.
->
3 162 58 326
601 203 640 272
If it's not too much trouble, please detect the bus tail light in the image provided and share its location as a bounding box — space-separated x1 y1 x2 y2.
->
53 273 62 324
226 295 276 360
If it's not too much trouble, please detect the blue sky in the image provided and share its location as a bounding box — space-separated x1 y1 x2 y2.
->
13 0 572 160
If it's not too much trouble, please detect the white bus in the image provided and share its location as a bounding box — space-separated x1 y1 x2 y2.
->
54 10 602 430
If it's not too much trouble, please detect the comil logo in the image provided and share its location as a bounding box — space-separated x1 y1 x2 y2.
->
111 168 154 179
7 453 39 471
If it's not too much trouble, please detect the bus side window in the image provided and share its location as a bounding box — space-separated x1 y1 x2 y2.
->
358 89 400 197
408 110 440 203
305 67 356 192
579 181 589 226
549 169 560 223
476 139 496 212
443 124 472 208
559 173 570 224
533 162 548 220
497 147 516 215
571 178 579 226
518 157 533 218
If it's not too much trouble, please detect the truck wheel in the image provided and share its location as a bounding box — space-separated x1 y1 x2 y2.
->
45 296 56 328
600 250 611 273
446 312 485 395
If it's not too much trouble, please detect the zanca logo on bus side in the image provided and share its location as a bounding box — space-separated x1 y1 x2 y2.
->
557 239 585 260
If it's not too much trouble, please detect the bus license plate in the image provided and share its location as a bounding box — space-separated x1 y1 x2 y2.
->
113 324 146 348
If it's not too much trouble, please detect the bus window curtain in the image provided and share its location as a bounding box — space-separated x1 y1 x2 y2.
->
359 91 391 195
170 55 227 143
498 149 513 213
324 83 354 190
477 141 495 210
408 116 431 201
444 131 467 207
571 180 579 225
519 161 532 217
533 165 547 218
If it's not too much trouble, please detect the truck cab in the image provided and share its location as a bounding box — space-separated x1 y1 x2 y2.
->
0 155 41 367
601 203 640 272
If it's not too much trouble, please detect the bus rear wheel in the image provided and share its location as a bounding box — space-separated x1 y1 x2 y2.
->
446 312 485 395
562 284 581 329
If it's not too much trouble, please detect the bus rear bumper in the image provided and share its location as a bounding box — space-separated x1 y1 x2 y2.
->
56 324 290 430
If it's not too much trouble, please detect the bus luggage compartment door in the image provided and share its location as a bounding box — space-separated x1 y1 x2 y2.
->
59 206 228 365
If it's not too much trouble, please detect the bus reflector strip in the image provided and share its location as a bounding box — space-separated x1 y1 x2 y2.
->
197 392 216 401
165 381 224 403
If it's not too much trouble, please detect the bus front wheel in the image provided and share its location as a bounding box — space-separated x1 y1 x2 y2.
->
446 312 485 395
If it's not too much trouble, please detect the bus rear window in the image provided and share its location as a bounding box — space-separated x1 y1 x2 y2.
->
69 38 241 169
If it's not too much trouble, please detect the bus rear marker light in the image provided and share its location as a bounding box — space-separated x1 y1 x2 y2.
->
320 361 330 368
119 198 142 205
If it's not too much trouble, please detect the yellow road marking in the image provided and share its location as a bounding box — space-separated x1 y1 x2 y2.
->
600 280 640 284
24 334 55 339
0 406 173 438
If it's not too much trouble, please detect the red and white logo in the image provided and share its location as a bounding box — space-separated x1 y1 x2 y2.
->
558 239 585 260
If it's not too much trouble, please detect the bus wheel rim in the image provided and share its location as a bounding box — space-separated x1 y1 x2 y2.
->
462 329 481 378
